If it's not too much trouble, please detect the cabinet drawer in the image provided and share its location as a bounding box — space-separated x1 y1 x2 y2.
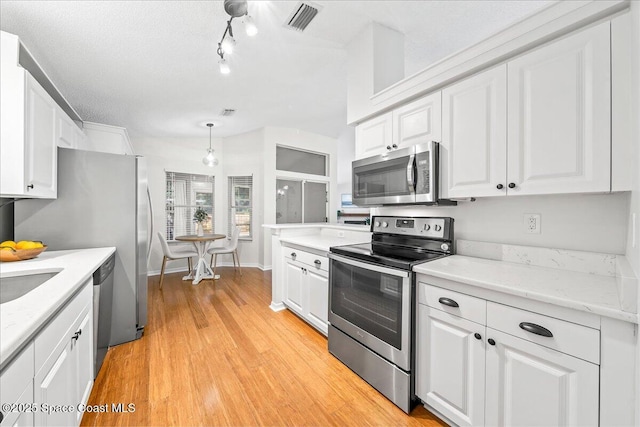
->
35 279 92 372
0 341 34 412
487 302 600 364
285 249 328 272
420 283 486 325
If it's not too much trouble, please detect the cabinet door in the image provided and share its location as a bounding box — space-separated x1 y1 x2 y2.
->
34 339 76 427
56 110 76 149
284 261 305 316
441 65 507 198
24 74 57 198
355 112 393 159
507 22 611 195
0 381 34 427
306 268 328 334
416 305 485 427
74 311 94 425
393 92 441 149
485 328 599 427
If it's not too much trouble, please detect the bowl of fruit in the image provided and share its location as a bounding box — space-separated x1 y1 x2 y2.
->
0 240 47 262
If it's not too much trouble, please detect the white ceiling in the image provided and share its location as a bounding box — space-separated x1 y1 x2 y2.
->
0 1 552 140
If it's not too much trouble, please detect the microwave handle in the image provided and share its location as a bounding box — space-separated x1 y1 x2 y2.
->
406 154 416 194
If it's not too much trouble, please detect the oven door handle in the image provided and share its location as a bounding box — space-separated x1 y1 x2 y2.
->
328 253 410 278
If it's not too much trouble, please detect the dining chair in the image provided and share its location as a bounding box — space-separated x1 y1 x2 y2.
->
157 232 198 289
208 226 242 275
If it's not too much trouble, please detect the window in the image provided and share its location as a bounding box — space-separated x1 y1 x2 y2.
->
228 176 253 239
165 172 214 240
276 146 327 176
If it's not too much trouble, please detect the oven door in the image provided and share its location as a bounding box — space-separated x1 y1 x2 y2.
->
328 253 412 371
352 146 415 206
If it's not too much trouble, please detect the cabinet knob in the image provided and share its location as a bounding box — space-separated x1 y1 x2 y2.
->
474 333 482 340
508 183 516 189
496 184 504 190
392 144 398 149
314 260 321 267
291 252 296 259
386 145 392 150
27 184 34 190
488 338 496 346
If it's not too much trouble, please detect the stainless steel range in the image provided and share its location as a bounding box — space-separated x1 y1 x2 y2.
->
328 216 454 413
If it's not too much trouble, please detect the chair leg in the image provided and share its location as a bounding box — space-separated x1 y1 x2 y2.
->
159 256 167 289
188 257 192 272
210 254 218 276
235 250 242 275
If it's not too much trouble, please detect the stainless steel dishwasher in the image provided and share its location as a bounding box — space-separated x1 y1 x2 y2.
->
93 253 115 378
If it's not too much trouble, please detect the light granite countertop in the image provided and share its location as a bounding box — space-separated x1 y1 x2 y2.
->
263 223 369 232
279 234 371 254
414 255 637 324
0 247 116 369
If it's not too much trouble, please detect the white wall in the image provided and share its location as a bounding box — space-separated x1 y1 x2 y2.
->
221 128 265 268
132 136 225 274
374 192 629 255
336 126 355 198
263 126 339 268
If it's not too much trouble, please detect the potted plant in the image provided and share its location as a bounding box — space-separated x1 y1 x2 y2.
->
193 207 208 236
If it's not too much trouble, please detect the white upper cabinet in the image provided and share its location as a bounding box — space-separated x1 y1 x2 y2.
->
355 112 393 159
21 72 58 198
56 107 77 149
355 92 442 160
440 65 507 198
507 21 611 195
393 92 442 150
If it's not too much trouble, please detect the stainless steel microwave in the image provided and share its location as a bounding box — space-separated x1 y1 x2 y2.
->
352 141 442 206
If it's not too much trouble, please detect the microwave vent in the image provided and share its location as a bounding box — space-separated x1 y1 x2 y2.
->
284 2 322 32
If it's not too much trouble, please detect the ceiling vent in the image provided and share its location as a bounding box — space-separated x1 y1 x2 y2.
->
220 109 236 117
284 2 322 32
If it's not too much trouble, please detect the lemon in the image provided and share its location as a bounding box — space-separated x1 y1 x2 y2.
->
18 241 40 250
15 240 30 249
32 241 44 248
0 246 15 251
0 240 16 249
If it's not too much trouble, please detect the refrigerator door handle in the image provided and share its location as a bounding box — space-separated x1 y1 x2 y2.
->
147 186 154 264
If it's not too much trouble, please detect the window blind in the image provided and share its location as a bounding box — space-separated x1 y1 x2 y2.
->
228 176 253 240
165 172 215 240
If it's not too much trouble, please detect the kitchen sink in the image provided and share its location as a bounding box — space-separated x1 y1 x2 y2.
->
0 270 60 304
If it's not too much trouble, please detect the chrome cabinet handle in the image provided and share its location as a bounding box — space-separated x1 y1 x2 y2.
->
314 260 321 267
27 184 34 190
392 144 398 149
438 297 459 308
291 252 296 259
496 184 504 190
508 183 516 189
72 329 82 341
519 322 553 337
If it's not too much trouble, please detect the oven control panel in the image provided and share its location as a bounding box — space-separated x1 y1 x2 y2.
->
372 216 451 239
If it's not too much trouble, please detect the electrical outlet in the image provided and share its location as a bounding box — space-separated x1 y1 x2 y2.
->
524 213 541 234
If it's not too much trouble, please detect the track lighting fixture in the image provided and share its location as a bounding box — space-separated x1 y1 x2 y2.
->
216 0 258 75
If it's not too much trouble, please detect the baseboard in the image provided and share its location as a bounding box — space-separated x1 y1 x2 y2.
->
270 302 286 312
148 262 269 276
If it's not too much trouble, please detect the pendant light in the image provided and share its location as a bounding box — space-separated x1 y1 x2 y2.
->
202 123 218 167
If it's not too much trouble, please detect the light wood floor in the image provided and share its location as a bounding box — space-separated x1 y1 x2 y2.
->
81 267 446 427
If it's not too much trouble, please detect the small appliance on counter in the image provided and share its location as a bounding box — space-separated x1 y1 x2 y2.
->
328 216 454 413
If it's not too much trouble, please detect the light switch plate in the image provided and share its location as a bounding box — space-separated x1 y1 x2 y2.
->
524 213 541 234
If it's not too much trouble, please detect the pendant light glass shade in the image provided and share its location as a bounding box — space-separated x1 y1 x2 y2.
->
202 123 218 167
244 15 258 36
218 58 230 74
220 36 235 55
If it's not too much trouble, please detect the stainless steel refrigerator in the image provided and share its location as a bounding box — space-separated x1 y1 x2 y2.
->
15 147 150 346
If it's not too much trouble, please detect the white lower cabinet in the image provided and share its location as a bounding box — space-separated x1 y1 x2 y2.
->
484 328 599 427
416 283 599 427
0 280 94 427
416 304 485 427
283 248 329 335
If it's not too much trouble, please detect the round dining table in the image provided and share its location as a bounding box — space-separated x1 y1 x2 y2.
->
175 233 226 285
